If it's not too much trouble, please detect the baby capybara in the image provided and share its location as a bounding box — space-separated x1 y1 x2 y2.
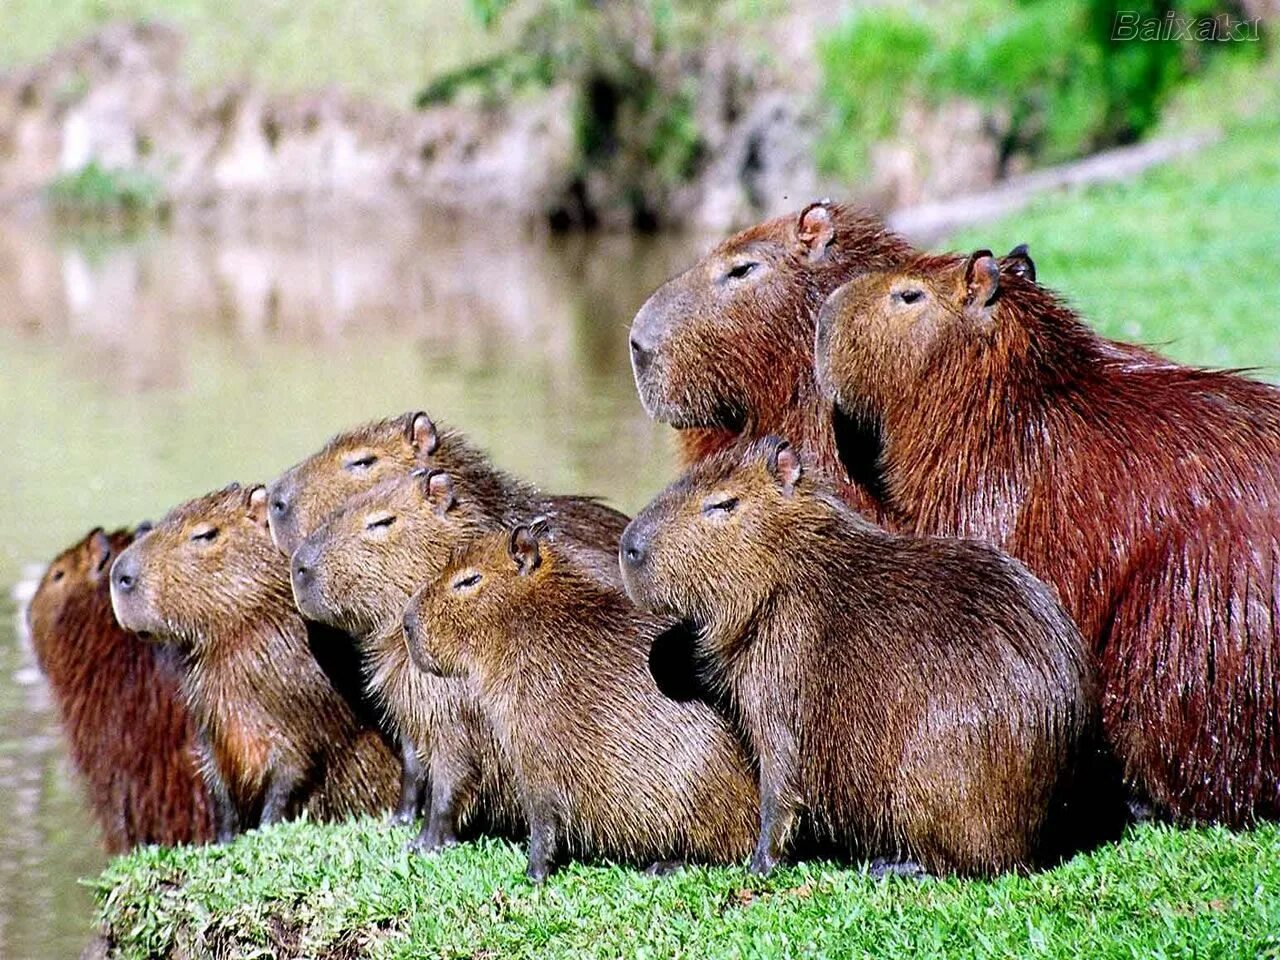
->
402 523 759 880
290 468 526 851
620 438 1095 877
27 526 213 852
815 250 1280 827
109 484 399 838
271 410 629 826
628 200 1034 513
266 410 627 556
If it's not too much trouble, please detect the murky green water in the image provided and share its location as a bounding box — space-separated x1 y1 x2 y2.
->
0 214 700 958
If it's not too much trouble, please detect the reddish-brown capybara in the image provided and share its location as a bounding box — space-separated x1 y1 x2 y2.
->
402 523 759 881
627 200 1037 514
109 484 399 839
268 410 630 825
620 438 1096 877
815 250 1280 827
27 526 214 852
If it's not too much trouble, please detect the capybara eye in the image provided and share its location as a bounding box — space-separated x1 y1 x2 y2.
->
190 526 219 543
894 289 925 305
51 568 65 583
364 513 396 531
726 262 758 281
345 454 378 470
452 572 482 591
702 496 740 516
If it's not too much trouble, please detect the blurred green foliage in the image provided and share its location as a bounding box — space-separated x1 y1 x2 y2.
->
46 162 165 217
819 0 1267 179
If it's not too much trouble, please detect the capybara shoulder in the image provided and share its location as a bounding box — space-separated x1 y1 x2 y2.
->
815 249 1280 827
405 524 759 880
28 526 213 851
621 438 1097 876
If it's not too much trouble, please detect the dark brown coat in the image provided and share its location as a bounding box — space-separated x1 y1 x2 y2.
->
815 251 1280 827
27 527 214 851
403 525 760 880
109 485 399 838
620 438 1095 876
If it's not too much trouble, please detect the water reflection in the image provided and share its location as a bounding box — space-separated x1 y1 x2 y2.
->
0 213 698 959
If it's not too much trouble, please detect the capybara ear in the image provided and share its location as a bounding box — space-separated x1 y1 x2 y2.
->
765 438 802 495
134 520 153 538
963 250 1001 330
508 525 542 576
405 411 440 456
795 200 836 263
245 485 270 528
419 469 456 515
1004 243 1036 282
87 528 112 576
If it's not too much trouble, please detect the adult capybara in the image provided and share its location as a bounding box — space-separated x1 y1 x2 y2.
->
290 469 527 851
110 484 399 838
27 526 213 852
627 199 1037 512
620 438 1095 877
266 410 627 556
814 251 1280 827
402 523 759 881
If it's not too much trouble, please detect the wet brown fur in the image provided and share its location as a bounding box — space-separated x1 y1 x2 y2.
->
620 438 1095 877
27 527 214 851
109 485 399 838
815 252 1280 826
403 526 759 880
276 412 629 835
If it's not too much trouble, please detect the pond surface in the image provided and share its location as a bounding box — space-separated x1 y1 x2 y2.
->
0 213 701 959
1 208 1277 959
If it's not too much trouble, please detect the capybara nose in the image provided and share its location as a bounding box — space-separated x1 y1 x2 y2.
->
291 544 315 587
630 336 654 380
619 526 647 570
111 556 138 594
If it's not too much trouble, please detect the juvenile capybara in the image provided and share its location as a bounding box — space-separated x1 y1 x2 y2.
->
290 468 528 851
402 523 760 880
628 199 1036 513
27 526 213 852
109 484 399 838
620 438 1095 877
266 410 627 556
271 410 629 826
814 250 1280 827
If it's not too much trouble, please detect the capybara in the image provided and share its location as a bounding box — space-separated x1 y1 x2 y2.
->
620 438 1095 877
267 410 627 556
27 527 213 852
270 410 630 825
814 250 1280 827
402 523 760 880
290 469 526 851
109 484 399 838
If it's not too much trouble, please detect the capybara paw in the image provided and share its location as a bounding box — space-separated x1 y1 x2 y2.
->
387 807 419 827
867 858 927 879
525 859 553 883
643 859 685 877
748 850 778 875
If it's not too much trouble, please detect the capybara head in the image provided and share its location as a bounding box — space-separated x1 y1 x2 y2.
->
28 527 130 662
290 469 492 637
110 484 282 647
814 249 1013 423
267 411 445 556
628 202 913 433
621 437 826 641
402 523 551 679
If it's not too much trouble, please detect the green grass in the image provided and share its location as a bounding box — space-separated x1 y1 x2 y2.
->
93 819 1280 959
0 0 499 106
